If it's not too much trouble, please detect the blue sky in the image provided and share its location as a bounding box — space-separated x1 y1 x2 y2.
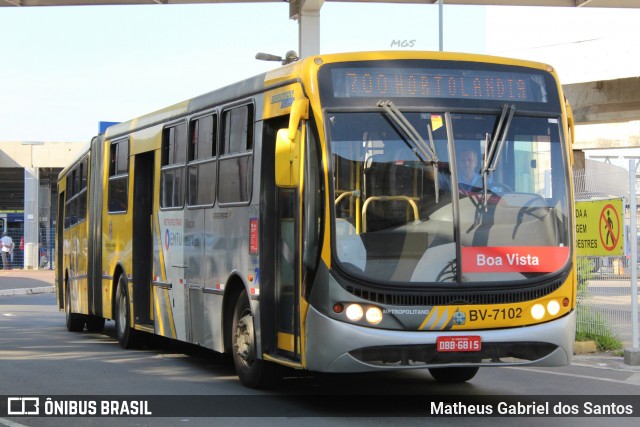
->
1 3 639 143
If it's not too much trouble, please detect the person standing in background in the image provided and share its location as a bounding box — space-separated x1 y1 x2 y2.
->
1 231 14 270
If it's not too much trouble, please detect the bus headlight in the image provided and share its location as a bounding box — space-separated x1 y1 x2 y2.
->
531 304 545 320
365 307 383 325
547 300 561 316
346 304 364 321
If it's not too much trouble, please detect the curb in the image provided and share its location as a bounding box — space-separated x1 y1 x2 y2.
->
0 286 55 297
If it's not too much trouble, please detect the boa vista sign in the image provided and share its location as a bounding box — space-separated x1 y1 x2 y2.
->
462 246 570 273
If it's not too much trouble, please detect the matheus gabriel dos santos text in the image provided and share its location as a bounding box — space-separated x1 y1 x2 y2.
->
430 400 634 416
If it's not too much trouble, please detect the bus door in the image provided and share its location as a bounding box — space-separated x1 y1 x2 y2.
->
56 193 64 305
262 101 308 362
184 207 205 344
273 186 300 360
132 151 154 326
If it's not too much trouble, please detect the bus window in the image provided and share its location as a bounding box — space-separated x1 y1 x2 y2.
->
187 114 217 206
80 158 88 189
77 158 88 223
68 170 78 226
161 123 187 208
218 104 253 205
222 105 253 154
108 139 129 213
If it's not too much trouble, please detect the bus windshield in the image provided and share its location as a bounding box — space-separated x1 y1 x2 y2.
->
329 110 571 285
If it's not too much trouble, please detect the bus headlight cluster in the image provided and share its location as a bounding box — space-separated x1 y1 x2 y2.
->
345 304 363 321
547 300 561 316
365 307 383 324
340 303 384 325
531 304 545 320
530 299 564 320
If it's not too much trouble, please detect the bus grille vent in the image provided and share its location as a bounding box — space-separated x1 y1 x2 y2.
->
345 278 564 306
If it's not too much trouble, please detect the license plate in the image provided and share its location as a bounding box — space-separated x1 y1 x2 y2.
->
436 336 481 352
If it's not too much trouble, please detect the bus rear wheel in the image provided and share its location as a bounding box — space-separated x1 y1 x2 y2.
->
231 290 281 389
114 274 142 349
65 284 85 332
429 367 479 383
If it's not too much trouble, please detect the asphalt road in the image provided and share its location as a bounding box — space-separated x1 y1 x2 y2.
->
0 292 639 427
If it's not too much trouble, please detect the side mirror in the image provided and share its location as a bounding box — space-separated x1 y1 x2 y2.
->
564 96 575 166
287 99 309 140
275 98 308 188
275 128 301 188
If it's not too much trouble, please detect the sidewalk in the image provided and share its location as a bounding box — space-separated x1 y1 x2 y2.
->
0 268 55 296
573 352 640 373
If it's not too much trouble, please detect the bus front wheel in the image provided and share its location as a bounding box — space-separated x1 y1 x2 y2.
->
428 367 479 383
231 290 281 389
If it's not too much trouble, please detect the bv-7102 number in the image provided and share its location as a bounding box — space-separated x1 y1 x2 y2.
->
469 308 522 322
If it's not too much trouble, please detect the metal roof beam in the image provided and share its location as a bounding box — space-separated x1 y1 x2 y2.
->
1 1 640 7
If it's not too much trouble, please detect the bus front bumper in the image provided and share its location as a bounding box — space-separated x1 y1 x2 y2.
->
304 305 576 373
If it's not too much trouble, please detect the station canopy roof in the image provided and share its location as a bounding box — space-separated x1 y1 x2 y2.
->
1 0 639 7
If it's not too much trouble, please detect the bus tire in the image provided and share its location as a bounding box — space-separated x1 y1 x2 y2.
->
65 284 85 332
428 367 479 383
114 274 142 349
231 290 281 389
86 315 105 333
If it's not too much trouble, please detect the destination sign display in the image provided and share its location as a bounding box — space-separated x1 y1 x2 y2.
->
331 67 549 103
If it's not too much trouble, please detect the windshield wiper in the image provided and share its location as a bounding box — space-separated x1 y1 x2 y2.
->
482 104 516 208
484 104 516 174
377 100 440 202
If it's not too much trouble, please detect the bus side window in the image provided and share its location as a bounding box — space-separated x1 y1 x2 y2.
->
187 114 217 206
77 158 88 223
68 169 78 226
108 139 129 213
218 104 254 205
161 123 187 208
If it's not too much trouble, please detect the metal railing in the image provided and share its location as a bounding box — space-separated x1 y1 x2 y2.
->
577 256 636 347
574 160 639 349
0 227 54 271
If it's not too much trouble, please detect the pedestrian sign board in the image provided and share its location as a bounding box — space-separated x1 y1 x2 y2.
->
575 198 624 256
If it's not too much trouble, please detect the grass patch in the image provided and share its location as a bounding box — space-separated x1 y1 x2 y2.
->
576 257 624 352
576 304 623 351
575 329 623 352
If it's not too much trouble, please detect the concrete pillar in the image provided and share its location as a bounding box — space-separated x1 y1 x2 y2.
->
39 180 53 270
23 167 39 269
572 150 586 171
294 0 324 58
625 158 639 365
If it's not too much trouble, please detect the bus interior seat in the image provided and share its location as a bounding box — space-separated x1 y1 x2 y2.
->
363 159 418 232
458 192 558 247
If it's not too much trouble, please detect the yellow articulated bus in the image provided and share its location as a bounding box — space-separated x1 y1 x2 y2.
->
57 51 576 388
